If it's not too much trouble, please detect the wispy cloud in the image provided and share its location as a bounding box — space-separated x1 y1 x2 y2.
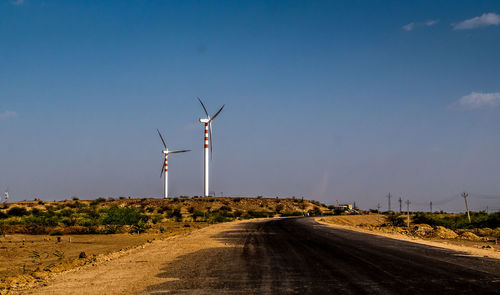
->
425 20 439 26
453 92 500 110
0 110 18 119
402 22 415 31
10 0 24 6
402 19 439 31
453 12 500 30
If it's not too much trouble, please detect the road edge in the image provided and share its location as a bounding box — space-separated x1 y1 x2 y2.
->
315 218 500 260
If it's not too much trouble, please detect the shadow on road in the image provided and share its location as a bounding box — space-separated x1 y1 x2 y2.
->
144 218 500 295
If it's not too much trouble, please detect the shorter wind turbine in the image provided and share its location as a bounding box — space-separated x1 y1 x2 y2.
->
157 129 190 199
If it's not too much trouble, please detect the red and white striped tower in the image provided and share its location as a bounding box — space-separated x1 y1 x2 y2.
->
197 97 225 197
203 122 209 196
163 151 169 199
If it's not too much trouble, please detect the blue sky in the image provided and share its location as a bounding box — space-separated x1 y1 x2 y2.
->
1 0 500 211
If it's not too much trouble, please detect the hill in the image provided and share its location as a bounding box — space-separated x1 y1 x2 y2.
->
0 197 328 235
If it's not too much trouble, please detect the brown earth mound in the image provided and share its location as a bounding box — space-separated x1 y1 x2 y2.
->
458 231 482 241
433 226 458 239
411 224 434 238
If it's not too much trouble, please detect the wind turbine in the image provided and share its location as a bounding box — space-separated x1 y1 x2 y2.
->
157 129 190 199
197 97 224 197
3 188 8 203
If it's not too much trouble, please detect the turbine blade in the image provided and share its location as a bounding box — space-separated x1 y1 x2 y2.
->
160 162 164 178
209 122 213 159
197 97 209 117
157 129 167 148
210 104 225 121
169 149 191 154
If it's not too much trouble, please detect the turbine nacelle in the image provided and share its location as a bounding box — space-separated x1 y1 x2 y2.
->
199 118 210 123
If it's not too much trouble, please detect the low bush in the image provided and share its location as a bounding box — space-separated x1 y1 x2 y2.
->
386 213 406 227
90 197 106 206
308 206 322 216
167 209 182 222
412 211 500 230
7 207 29 217
101 206 149 226
245 210 272 218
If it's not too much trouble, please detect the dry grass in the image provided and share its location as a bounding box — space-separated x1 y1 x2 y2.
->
0 223 205 291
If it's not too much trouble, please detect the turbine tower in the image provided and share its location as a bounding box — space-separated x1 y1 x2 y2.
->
197 97 225 197
157 129 190 199
3 188 8 203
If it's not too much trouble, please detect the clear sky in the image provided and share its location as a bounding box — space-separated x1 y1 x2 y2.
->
1 0 500 212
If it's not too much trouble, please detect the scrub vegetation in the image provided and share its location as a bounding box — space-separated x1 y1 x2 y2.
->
0 197 329 235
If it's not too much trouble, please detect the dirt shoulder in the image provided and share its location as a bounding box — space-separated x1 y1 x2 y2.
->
9 219 262 295
316 217 500 260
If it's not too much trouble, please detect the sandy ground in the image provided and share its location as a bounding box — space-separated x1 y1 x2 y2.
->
9 216 500 294
316 217 500 260
12 219 259 294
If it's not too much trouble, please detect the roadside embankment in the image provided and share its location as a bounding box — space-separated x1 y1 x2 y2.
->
317 215 500 259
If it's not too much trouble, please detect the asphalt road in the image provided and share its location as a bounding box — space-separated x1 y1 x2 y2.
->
147 218 500 294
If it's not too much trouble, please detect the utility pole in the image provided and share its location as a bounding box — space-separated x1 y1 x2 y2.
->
353 201 357 210
398 197 402 213
387 193 392 212
406 200 410 228
429 201 433 213
463 192 471 224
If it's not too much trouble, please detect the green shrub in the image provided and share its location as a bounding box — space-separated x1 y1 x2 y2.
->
75 216 98 227
90 197 106 206
246 210 272 218
104 224 121 234
157 205 171 214
275 204 284 213
130 220 150 233
58 208 74 217
386 214 406 227
207 213 230 223
219 205 232 212
308 207 322 216
412 211 500 230
167 209 182 222
22 214 60 227
151 214 163 224
7 207 28 217
192 210 205 222
101 206 149 226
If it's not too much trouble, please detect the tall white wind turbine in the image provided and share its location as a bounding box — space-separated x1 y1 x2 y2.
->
197 98 225 197
157 129 190 199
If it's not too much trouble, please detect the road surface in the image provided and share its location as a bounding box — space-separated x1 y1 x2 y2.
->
146 218 500 294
